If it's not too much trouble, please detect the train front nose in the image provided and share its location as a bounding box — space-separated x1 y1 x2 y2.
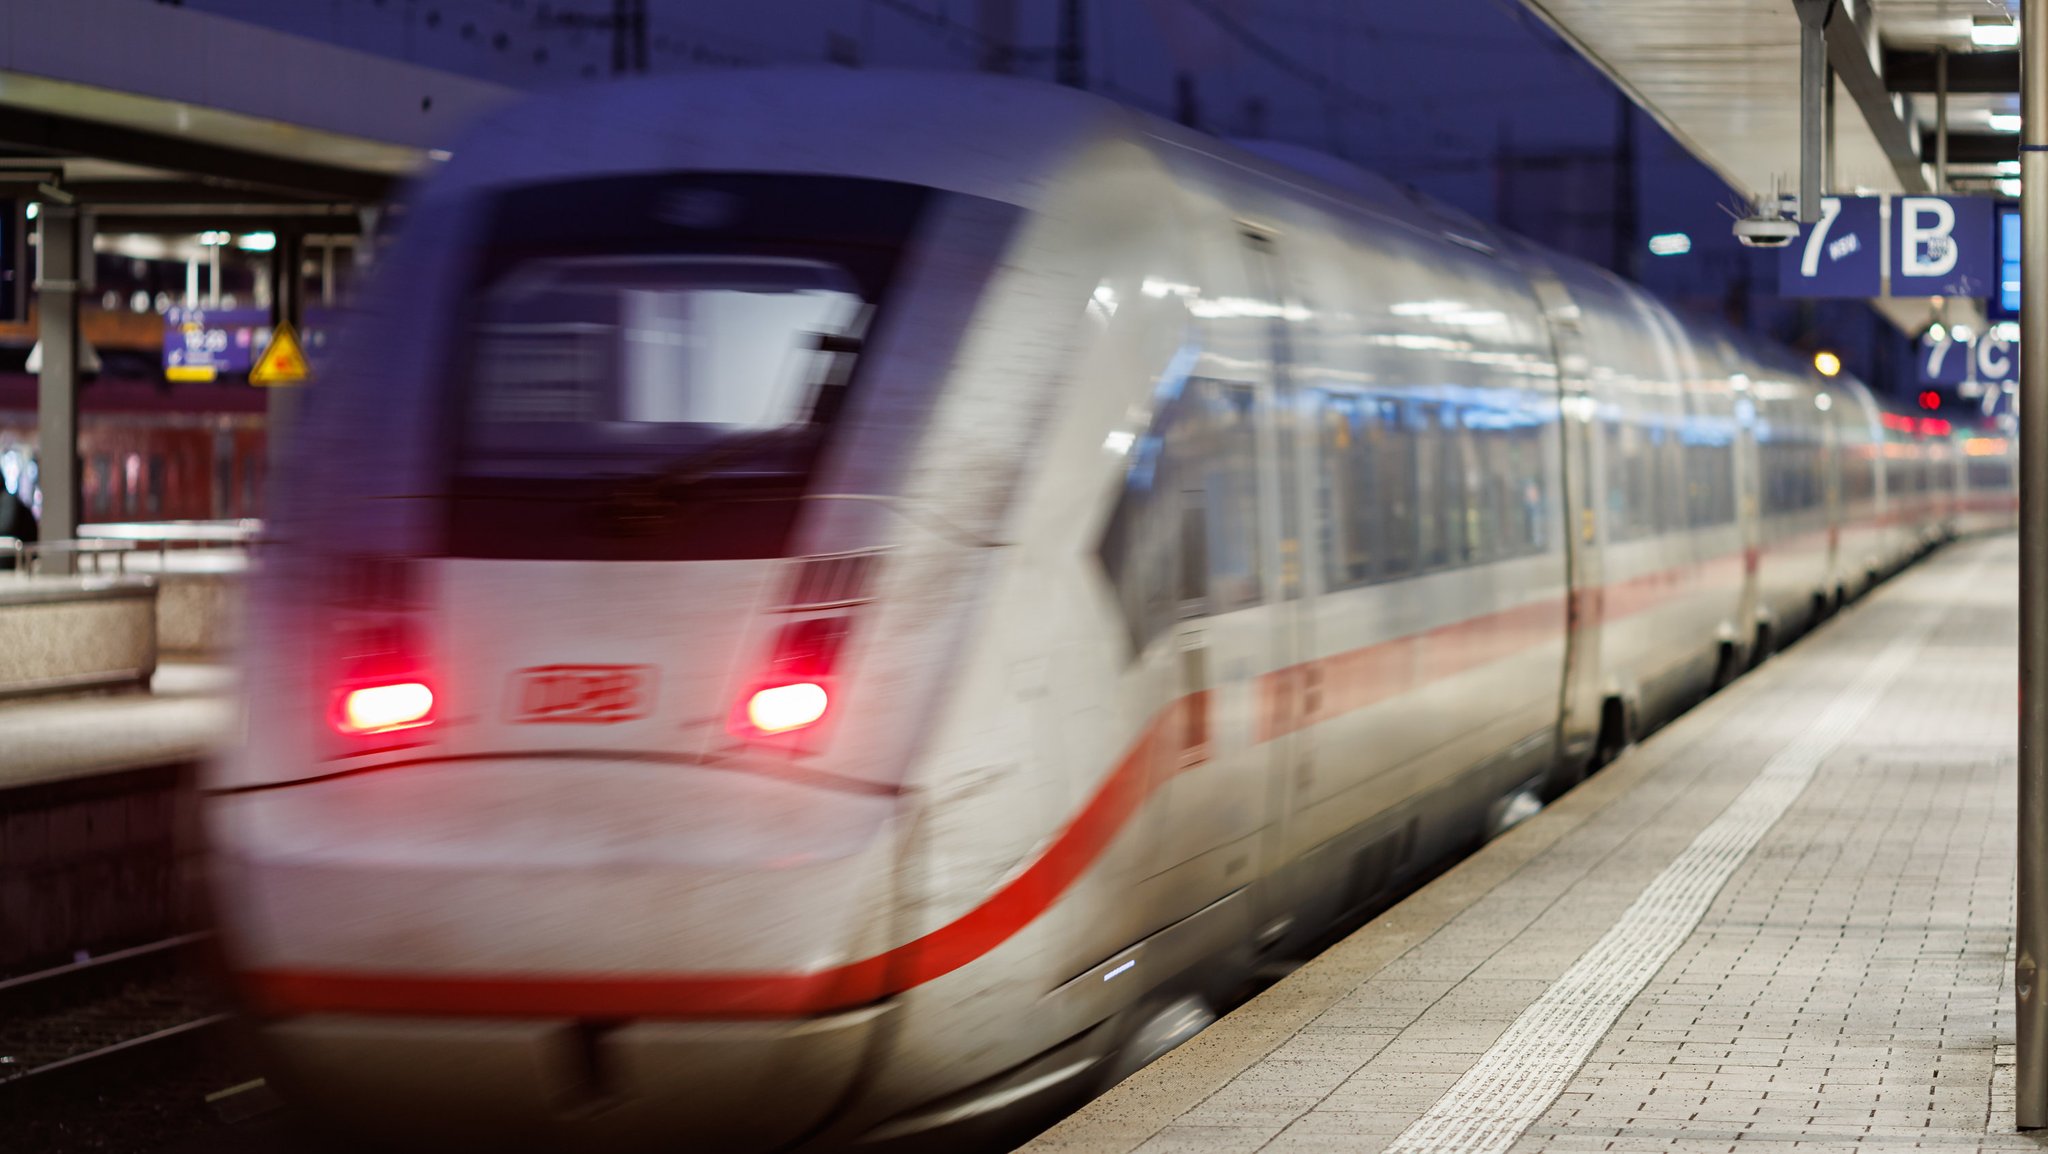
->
205 552 907 1151
257 1007 890 1154
210 752 903 1153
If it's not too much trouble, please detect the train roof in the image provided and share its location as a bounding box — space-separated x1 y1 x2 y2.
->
414 69 1852 401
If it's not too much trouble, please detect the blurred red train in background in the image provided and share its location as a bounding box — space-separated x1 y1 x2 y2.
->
0 374 266 524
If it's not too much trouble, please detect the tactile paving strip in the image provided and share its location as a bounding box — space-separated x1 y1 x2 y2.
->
1380 552 1992 1154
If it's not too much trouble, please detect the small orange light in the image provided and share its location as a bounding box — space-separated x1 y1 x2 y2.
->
338 682 435 735
746 682 829 735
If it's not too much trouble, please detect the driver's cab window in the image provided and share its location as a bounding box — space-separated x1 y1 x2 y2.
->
1099 376 1266 659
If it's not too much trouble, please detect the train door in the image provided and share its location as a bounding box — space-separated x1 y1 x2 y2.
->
1140 229 1296 933
1239 230 1314 947
1822 398 1842 587
1518 258 1603 780
1732 377 1762 654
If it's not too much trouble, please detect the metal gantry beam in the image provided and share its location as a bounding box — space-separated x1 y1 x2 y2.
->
2020 0 2048 1131
1821 0 1934 192
1886 49 2020 93
1921 132 2021 164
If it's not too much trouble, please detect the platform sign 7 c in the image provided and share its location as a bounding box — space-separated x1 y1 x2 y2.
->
1921 328 2017 386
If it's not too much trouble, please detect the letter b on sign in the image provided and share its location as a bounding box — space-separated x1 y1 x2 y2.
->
1893 196 1993 297
1900 198 1957 278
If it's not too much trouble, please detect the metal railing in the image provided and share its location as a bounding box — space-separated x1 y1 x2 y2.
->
0 520 263 577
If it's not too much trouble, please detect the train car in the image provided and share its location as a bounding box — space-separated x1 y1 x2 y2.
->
0 377 267 525
1958 422 2020 537
199 72 2001 1153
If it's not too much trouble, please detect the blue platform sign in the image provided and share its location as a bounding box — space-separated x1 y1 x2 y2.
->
1778 195 1997 299
163 307 270 383
1892 196 1996 298
1779 196 1883 298
1920 328 2018 386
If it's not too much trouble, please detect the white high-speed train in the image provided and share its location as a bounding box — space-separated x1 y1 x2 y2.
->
201 72 2012 1152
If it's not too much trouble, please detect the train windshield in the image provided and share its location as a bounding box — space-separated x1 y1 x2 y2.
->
465 256 866 468
446 174 929 560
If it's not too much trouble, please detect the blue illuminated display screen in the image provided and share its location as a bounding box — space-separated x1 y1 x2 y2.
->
2001 206 2021 316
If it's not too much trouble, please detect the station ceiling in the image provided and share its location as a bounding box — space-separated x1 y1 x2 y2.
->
0 0 510 228
1517 0 2014 331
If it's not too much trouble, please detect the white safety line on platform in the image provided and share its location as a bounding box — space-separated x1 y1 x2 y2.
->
1382 554 1987 1154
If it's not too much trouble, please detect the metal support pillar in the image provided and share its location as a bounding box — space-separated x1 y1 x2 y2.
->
1793 0 1833 222
35 202 79 567
1056 0 1084 88
2021 0 2048 1130
977 0 1016 73
266 230 304 476
1937 46 1951 191
1825 60 1838 193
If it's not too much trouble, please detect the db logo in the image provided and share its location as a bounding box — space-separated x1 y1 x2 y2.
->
512 665 652 724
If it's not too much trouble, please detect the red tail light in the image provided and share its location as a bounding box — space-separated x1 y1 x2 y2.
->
336 681 436 735
746 682 829 734
734 617 849 739
329 614 436 738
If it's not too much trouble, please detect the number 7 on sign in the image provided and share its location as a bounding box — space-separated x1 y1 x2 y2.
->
1800 197 1843 279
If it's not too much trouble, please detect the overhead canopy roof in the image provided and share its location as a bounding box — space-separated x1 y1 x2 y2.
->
1517 0 2016 333
0 0 512 223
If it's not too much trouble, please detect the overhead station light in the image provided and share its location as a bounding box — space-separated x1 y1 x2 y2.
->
2001 160 2023 175
2002 178 2024 198
1991 113 2024 133
235 231 277 252
1647 232 1692 256
1975 15 2021 46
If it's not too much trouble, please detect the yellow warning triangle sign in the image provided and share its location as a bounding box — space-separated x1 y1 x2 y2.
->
250 322 311 386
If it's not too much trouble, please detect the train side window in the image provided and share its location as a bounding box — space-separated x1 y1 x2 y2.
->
1499 423 1547 557
147 454 166 518
1414 402 1444 569
1655 425 1684 532
88 454 110 518
1317 390 1378 589
1202 382 1264 613
1178 496 1207 608
1098 427 1182 656
1446 409 1479 566
1604 422 1634 540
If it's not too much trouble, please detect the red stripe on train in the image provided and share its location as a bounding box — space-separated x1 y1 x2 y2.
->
236 533 1936 1019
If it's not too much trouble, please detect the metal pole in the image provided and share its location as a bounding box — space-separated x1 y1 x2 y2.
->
35 203 79 570
207 238 219 308
1056 0 1084 88
1793 0 1831 223
977 0 1016 74
266 231 303 478
1825 59 1838 193
2020 0 2048 1130
1937 46 1950 191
